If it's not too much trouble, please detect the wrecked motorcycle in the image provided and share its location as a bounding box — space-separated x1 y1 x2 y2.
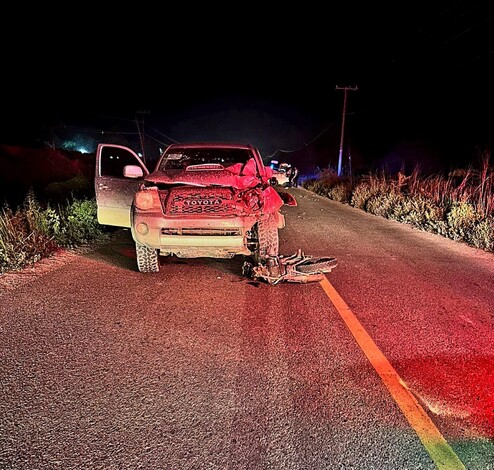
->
243 249 338 285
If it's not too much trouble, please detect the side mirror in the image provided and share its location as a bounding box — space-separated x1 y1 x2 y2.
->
123 165 144 178
278 191 297 206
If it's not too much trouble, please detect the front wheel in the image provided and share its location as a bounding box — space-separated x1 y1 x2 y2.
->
136 242 159 272
254 214 279 263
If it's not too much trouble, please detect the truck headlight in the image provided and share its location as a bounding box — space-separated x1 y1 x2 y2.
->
135 188 160 211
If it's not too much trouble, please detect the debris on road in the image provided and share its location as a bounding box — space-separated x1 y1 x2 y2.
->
243 249 338 285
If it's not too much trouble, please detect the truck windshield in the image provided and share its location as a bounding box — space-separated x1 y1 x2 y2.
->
159 148 253 171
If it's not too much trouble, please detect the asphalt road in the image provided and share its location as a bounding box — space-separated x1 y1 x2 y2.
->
1 187 493 469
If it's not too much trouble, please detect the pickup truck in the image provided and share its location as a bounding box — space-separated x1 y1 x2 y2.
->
94 142 296 273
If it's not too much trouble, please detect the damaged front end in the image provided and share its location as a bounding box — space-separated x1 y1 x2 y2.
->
243 249 338 285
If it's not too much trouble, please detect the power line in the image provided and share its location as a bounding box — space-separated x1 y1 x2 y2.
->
145 125 179 144
143 132 178 148
265 121 337 161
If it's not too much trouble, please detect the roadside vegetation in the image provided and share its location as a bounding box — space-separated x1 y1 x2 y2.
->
1 146 492 275
0 144 110 274
0 189 110 274
303 150 494 252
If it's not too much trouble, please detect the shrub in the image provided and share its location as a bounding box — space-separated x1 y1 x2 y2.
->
350 182 375 210
308 160 493 253
464 217 493 250
0 200 58 273
52 198 106 247
366 191 403 218
0 191 108 273
303 169 341 197
391 195 444 231
328 182 353 203
445 201 479 241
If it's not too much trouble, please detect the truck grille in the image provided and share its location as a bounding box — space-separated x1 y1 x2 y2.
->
163 187 236 215
161 228 241 236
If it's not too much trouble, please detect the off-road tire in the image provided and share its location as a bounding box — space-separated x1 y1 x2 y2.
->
296 257 338 274
136 242 159 272
255 214 279 262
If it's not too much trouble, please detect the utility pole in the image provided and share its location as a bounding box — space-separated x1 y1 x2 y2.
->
335 85 358 177
136 109 150 166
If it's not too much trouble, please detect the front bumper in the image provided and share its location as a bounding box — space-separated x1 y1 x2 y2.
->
131 211 258 258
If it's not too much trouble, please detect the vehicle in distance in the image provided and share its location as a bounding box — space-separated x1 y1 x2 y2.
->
269 161 291 187
95 142 296 273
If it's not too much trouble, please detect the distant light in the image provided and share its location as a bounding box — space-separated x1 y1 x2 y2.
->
61 139 93 154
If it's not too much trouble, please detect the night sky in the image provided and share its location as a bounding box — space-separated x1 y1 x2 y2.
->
2 2 493 174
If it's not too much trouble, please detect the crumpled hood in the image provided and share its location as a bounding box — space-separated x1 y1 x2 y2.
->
145 169 284 214
145 169 261 190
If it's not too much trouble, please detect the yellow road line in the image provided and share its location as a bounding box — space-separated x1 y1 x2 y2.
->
319 277 466 470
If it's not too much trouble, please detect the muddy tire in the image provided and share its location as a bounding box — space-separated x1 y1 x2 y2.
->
136 242 159 273
296 257 338 273
255 214 279 262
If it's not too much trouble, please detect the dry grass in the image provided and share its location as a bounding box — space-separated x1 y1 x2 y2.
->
0 190 109 274
303 150 494 252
